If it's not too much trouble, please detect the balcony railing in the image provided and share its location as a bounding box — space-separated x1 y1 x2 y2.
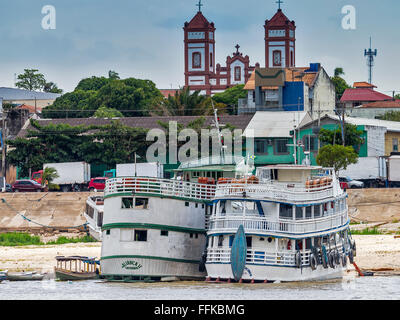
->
215 181 337 202
105 177 216 201
208 209 348 236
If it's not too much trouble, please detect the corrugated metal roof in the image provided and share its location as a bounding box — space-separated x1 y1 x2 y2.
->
0 87 61 100
243 111 311 138
340 88 392 103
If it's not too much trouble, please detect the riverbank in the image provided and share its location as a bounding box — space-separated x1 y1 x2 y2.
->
1 235 400 275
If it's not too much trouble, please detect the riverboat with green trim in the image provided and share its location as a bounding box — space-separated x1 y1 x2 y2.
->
205 165 357 282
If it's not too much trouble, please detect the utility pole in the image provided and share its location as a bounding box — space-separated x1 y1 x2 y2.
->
2 112 6 179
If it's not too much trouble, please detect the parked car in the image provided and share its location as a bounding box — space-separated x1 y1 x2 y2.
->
339 176 364 189
88 177 107 192
339 180 349 190
12 180 46 192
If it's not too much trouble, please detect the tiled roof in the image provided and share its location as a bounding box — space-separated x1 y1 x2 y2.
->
243 67 318 91
159 89 179 98
186 11 212 29
16 104 42 113
340 88 392 103
17 115 254 138
0 87 61 100
266 9 295 27
353 82 376 88
361 100 400 109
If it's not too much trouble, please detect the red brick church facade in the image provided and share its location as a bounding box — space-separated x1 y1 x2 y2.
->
183 6 296 95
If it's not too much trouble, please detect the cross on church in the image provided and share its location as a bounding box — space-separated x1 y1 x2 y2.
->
235 44 240 54
276 0 283 10
197 0 203 12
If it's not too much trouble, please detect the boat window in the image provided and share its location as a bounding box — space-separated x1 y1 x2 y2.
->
229 235 234 247
305 238 312 249
97 211 103 227
314 205 322 218
231 201 244 214
185 202 190 207
295 206 303 220
86 203 94 219
246 236 252 248
135 198 149 209
245 201 258 215
279 204 293 219
106 230 110 235
305 206 312 219
218 235 224 247
121 197 134 209
134 230 147 241
160 230 168 237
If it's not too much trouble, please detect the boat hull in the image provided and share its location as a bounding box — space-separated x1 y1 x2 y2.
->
7 273 44 281
55 268 98 281
206 263 345 282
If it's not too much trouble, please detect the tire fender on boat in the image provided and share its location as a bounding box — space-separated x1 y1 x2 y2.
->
348 249 354 264
341 254 347 267
321 246 328 269
328 251 335 268
295 250 302 269
310 253 317 271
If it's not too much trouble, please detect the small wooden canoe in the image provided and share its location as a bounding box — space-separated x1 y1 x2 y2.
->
7 272 45 281
55 268 98 281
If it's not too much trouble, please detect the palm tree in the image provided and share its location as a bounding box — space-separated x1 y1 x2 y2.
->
152 87 216 116
41 167 59 186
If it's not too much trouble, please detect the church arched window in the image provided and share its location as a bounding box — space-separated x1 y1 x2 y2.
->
273 50 282 67
192 52 201 68
234 66 241 81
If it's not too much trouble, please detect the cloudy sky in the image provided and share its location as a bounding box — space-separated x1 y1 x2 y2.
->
0 0 398 95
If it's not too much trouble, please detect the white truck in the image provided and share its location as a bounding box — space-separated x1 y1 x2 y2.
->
387 155 400 188
339 156 387 188
116 162 163 178
33 161 91 192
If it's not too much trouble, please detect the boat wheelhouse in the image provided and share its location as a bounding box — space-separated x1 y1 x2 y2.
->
84 196 104 241
205 165 356 282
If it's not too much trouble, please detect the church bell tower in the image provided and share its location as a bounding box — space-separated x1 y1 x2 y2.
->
264 2 296 68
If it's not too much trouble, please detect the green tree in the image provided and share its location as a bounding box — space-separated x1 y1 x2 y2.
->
318 123 364 147
94 106 124 118
316 144 358 174
330 67 351 101
43 82 63 94
212 84 247 115
108 70 120 80
152 87 218 116
16 69 46 91
41 167 59 186
376 111 400 122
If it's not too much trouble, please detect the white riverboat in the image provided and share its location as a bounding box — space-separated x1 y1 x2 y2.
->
84 196 104 241
100 175 217 282
205 165 357 282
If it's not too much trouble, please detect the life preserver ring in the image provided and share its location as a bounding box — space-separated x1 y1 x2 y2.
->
295 250 302 269
321 246 328 269
310 253 317 271
328 251 335 268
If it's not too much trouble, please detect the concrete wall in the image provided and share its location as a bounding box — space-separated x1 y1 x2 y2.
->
311 69 336 114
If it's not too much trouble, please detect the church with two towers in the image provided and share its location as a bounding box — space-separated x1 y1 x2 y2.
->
183 1 296 95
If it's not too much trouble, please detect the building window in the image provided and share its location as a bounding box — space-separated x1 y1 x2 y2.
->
192 52 201 68
273 50 282 66
210 52 213 67
255 139 268 155
274 138 289 155
393 138 399 152
303 135 318 152
290 51 294 66
134 230 147 242
234 66 241 81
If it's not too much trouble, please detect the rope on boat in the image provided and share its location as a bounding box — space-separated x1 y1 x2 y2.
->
0 198 88 230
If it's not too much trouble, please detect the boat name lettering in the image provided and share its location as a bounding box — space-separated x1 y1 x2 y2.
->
121 260 142 270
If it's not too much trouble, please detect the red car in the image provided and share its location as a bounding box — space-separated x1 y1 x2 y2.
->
12 180 46 192
88 177 107 192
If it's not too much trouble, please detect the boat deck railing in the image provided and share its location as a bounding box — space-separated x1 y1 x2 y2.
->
215 180 337 202
206 244 344 267
105 177 217 201
208 209 348 236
